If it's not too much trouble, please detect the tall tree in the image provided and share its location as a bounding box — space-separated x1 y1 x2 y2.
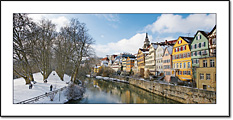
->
13 13 36 84
32 19 56 80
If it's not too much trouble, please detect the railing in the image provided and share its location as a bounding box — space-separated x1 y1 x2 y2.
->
15 86 67 104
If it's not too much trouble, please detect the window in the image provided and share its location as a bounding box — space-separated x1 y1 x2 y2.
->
184 53 186 58
199 43 201 48
210 59 215 67
187 71 191 75
191 52 193 56
203 60 207 67
174 63 175 68
179 54 182 58
177 63 179 68
200 73 204 80
196 59 199 64
179 71 182 75
194 44 197 49
180 63 182 68
206 74 211 80
188 62 191 68
187 53 190 57
183 71 186 75
179 47 181 51
203 85 207 90
166 72 171 75
195 51 197 56
199 35 201 39
184 62 186 68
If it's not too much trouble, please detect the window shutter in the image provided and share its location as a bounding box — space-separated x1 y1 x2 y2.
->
181 46 183 51
185 46 186 50
204 42 205 47
200 35 201 39
181 40 182 43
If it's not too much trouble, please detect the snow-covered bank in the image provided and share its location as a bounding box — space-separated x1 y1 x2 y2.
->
86 75 129 83
14 71 71 103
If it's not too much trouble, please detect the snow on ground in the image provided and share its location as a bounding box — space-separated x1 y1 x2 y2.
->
14 71 71 103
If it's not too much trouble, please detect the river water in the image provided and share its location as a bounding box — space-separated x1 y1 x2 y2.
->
66 78 180 104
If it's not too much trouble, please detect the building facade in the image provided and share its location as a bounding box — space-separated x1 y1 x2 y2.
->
126 57 135 72
132 58 138 75
172 37 193 81
137 48 149 77
155 45 166 76
208 25 216 57
191 31 210 67
122 57 127 72
196 56 216 91
163 46 174 82
191 31 210 85
145 43 158 75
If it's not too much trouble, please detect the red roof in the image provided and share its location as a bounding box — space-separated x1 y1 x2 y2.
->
167 40 177 44
101 57 109 61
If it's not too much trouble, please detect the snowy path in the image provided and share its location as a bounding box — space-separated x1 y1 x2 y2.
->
13 71 71 103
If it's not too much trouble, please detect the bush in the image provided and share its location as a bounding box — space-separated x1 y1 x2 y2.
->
101 66 115 77
65 83 85 100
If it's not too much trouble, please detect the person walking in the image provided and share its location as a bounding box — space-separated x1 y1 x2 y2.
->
50 85 53 91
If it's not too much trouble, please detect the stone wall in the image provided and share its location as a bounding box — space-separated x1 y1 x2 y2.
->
128 78 216 104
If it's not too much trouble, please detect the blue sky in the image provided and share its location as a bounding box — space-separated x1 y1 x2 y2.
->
28 13 216 57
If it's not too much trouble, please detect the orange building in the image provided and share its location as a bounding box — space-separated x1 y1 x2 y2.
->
126 57 135 72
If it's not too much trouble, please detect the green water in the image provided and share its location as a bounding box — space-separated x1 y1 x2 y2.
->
66 78 180 104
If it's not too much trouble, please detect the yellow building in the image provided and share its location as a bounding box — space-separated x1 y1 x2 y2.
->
126 57 135 72
137 48 149 77
122 57 127 72
172 37 193 81
196 56 216 91
94 65 102 73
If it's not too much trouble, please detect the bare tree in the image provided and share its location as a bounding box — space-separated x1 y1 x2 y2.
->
31 19 56 80
54 18 94 83
13 13 36 84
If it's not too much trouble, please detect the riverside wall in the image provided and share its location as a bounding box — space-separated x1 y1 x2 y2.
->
116 77 216 104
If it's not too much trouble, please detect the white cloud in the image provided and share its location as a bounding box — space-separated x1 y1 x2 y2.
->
28 14 69 32
50 16 69 32
95 14 120 22
92 33 152 57
145 14 215 34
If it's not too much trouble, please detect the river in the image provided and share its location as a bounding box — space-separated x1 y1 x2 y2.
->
66 78 180 104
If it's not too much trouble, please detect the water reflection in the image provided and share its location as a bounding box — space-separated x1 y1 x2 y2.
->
67 78 180 104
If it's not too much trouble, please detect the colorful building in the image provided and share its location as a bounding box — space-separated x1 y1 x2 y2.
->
196 56 216 91
208 25 216 56
172 37 193 82
145 43 158 75
122 57 127 72
191 31 210 67
137 48 149 77
163 46 174 82
126 57 135 72
191 30 210 85
94 65 102 73
132 58 138 75
155 45 166 76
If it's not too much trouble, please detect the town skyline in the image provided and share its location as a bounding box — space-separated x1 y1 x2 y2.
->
28 13 216 57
